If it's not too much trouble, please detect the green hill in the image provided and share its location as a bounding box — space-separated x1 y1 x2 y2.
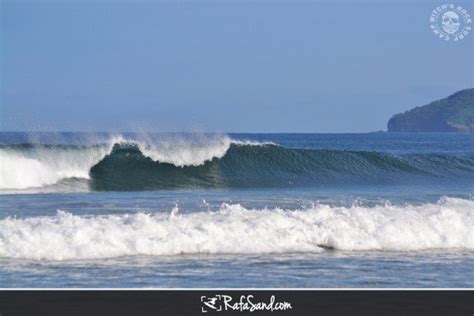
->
387 88 474 132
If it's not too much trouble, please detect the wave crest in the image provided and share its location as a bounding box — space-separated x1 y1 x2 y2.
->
1 134 474 191
0 134 259 190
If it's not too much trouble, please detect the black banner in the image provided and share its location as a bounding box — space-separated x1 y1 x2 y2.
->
0 290 473 316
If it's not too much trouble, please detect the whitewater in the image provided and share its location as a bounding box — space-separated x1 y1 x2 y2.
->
0 197 472 260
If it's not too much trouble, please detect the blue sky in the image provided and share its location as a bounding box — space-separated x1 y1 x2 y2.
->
1 0 472 132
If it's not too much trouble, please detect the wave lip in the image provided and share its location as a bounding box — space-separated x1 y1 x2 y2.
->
0 197 472 260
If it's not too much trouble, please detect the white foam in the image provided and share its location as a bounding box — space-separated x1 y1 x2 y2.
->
0 197 472 260
0 145 112 190
136 135 232 167
134 136 273 167
231 139 276 146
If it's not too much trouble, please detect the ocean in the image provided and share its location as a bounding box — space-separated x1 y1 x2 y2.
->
0 132 473 288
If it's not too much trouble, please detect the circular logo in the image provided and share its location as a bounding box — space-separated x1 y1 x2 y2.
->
430 4 472 41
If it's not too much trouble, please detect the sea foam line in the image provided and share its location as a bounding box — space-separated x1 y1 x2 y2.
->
0 197 472 260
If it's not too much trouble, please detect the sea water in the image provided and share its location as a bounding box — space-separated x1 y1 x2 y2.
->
0 132 473 287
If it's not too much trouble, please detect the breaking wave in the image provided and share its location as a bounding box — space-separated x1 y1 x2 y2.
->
0 135 238 190
1 134 473 191
0 197 472 260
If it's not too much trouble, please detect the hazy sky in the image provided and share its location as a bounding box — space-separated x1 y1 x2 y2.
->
1 0 473 132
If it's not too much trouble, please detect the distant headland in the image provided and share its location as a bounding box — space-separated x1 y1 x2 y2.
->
387 88 474 133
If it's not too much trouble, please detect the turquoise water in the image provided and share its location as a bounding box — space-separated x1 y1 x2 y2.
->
0 133 473 287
